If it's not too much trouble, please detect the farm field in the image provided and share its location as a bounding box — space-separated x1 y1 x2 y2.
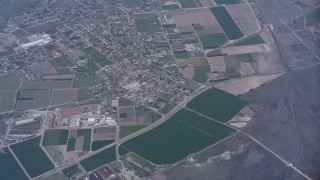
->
50 89 78 106
162 4 180 10
0 73 21 90
187 88 247 122
119 109 235 165
62 164 83 178
20 79 72 89
91 140 114 151
48 56 74 73
233 34 265 46
210 7 244 40
42 129 69 146
0 147 28 180
120 125 148 138
134 14 162 34
123 0 142 7
0 91 17 113
198 33 228 48
179 0 200 8
80 146 116 172
215 0 243 5
82 47 111 67
77 129 92 151
11 136 54 178
192 65 210 83
15 89 50 110
67 138 76 152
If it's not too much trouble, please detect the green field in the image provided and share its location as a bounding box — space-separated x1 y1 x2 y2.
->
83 47 112 67
174 51 192 59
21 79 72 89
80 146 116 171
0 73 21 90
134 14 162 34
49 56 74 68
77 129 92 151
198 33 228 48
162 4 180 10
192 65 210 83
91 140 114 151
187 88 247 122
215 0 243 5
306 9 320 29
120 125 148 138
11 136 54 178
210 7 244 40
123 0 142 7
119 109 235 165
0 91 17 113
67 138 76 152
159 103 176 114
233 35 265 46
42 129 69 146
179 0 200 8
0 147 28 180
290 43 309 51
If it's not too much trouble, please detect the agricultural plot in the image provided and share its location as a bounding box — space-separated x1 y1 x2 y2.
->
77 129 92 151
179 0 200 8
151 97 176 114
207 56 226 72
82 47 111 67
21 79 72 89
80 146 116 172
192 65 210 83
0 73 21 90
177 58 208 67
187 88 247 122
42 129 69 146
62 164 83 178
50 89 78 106
196 0 216 7
119 109 235 165
210 7 244 40
174 51 205 59
305 8 320 30
11 136 54 178
15 89 50 110
134 13 162 35
223 53 256 77
91 140 114 151
215 0 244 5
0 91 17 113
120 125 148 138
0 147 28 180
226 4 261 35
119 106 135 125
198 33 228 48
123 0 143 7
233 34 265 46
49 56 74 74
162 4 180 10
67 138 76 152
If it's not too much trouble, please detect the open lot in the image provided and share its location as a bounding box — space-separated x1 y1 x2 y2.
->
210 7 244 40
120 109 235 165
15 89 50 110
42 129 69 146
0 91 17 113
80 146 116 172
120 125 149 138
187 88 247 122
134 13 162 35
11 136 54 178
0 147 28 180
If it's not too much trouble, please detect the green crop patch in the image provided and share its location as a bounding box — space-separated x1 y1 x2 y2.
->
91 140 114 151
233 35 265 46
83 47 112 67
215 0 243 5
42 129 69 146
193 65 210 83
198 33 228 48
179 0 200 8
0 73 21 90
0 147 28 180
80 146 116 172
49 56 74 68
120 125 149 138
162 4 180 10
119 110 237 165
210 7 244 40
134 14 162 34
67 138 76 151
187 88 247 122
11 136 54 178
123 0 143 7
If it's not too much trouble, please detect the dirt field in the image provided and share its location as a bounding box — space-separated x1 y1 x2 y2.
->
207 56 226 72
197 0 216 7
74 136 84 151
26 61 58 79
226 4 261 35
173 8 222 32
92 133 115 141
221 44 271 55
50 89 78 106
177 58 209 67
181 66 194 79
213 73 285 95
